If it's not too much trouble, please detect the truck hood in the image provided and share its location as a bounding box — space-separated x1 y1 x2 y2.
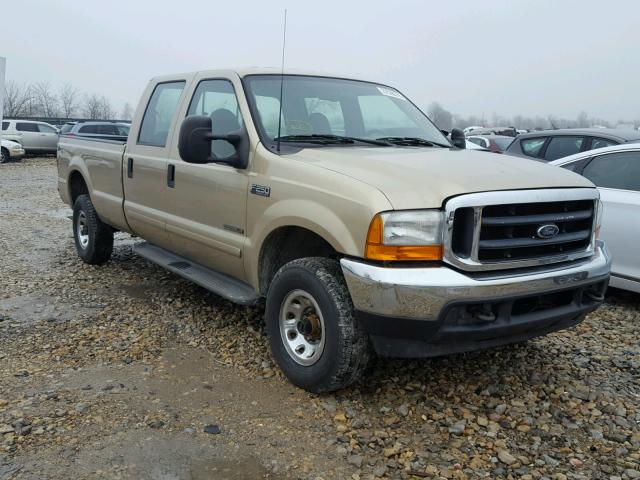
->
287 147 595 209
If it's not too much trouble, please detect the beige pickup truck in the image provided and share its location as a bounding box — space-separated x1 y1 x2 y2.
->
57 69 611 393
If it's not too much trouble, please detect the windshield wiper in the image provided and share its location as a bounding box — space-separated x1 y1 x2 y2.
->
376 136 450 148
274 134 390 146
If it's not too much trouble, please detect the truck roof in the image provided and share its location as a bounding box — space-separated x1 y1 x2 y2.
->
149 67 374 84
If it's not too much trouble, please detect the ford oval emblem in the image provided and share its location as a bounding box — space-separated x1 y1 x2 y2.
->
536 224 560 239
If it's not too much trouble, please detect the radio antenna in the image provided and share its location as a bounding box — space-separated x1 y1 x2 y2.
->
276 9 287 152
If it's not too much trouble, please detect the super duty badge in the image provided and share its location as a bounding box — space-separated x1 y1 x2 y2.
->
251 184 271 197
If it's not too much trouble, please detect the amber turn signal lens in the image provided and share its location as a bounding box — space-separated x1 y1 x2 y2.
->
365 214 443 261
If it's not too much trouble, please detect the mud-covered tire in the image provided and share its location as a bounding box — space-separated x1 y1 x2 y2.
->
265 257 370 393
72 194 113 265
0 148 8 164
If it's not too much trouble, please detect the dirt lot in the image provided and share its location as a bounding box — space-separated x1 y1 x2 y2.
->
1 158 639 480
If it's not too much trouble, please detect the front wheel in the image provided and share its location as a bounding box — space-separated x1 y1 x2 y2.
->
265 257 370 393
72 194 114 264
0 148 8 164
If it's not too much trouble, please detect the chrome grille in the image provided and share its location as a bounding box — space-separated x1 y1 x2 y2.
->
443 189 599 272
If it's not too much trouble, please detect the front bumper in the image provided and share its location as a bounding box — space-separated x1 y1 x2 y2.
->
340 242 611 357
9 147 25 158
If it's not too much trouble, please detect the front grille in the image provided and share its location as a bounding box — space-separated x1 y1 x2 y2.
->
445 189 598 271
477 200 594 261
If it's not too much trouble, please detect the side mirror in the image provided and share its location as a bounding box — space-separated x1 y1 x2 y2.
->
178 115 249 168
450 128 466 149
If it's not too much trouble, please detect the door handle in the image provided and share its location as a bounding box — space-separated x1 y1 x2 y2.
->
167 164 175 188
127 158 134 178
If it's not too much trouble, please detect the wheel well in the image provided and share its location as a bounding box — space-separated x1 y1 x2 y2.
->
258 226 338 295
69 171 89 205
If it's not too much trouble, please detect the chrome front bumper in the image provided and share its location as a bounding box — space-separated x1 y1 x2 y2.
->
340 241 611 321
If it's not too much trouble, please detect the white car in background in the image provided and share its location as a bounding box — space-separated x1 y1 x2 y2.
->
1 119 59 154
552 143 640 293
1 138 26 163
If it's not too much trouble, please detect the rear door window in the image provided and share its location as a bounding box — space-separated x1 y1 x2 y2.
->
520 137 546 158
543 136 585 161
590 137 618 150
138 81 186 147
16 122 39 132
79 125 99 134
1 121 8 130
582 151 640 192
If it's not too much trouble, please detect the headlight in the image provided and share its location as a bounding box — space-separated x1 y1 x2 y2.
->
365 210 444 261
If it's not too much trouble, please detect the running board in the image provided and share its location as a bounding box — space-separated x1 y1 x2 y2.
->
133 243 260 306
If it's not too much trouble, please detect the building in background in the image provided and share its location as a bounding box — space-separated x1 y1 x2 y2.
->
0 57 6 142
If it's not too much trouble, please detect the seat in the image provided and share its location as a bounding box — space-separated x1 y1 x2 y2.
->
308 112 332 135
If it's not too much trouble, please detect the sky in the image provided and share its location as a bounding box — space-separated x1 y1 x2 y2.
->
1 0 639 122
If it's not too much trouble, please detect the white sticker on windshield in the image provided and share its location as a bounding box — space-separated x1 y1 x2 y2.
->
377 87 406 101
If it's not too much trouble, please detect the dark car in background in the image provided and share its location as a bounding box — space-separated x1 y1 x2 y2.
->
505 128 640 162
60 121 130 140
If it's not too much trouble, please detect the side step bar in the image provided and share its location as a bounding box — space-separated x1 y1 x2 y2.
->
133 243 260 306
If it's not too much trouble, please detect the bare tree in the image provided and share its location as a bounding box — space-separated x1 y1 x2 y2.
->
83 94 115 119
99 96 114 119
2 81 34 117
32 82 60 117
58 83 81 118
427 102 453 131
120 102 134 120
82 94 102 119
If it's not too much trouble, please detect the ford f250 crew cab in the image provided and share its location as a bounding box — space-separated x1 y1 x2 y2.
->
57 69 611 393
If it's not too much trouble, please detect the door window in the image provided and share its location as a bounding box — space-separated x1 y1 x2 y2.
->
582 151 640 192
544 136 584 161
520 137 546 157
79 125 99 134
590 137 617 150
38 124 57 134
468 137 485 147
187 79 244 160
1 121 8 130
138 81 186 147
16 122 39 132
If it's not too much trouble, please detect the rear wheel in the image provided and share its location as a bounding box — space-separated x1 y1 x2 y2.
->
265 257 370 393
0 148 8 164
72 194 114 264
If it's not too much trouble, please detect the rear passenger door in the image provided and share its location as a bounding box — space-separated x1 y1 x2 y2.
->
123 79 188 248
15 122 40 151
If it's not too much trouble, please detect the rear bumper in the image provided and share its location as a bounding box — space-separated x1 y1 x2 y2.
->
340 241 611 357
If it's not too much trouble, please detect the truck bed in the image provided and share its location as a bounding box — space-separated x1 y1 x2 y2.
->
57 135 129 231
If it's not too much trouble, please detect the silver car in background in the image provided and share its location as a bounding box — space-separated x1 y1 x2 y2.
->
552 144 640 293
1 119 59 154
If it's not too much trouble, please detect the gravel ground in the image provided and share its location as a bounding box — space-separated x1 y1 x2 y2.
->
0 158 639 480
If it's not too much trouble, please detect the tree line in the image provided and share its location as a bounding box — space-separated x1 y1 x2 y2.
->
427 102 639 132
2 81 133 120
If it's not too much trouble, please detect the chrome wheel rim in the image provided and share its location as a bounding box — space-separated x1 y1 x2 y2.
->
279 289 326 366
76 211 89 248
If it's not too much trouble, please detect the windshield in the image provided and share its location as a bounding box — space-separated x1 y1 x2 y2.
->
243 75 450 147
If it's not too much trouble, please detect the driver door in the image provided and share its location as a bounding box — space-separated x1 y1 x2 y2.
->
164 76 250 281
